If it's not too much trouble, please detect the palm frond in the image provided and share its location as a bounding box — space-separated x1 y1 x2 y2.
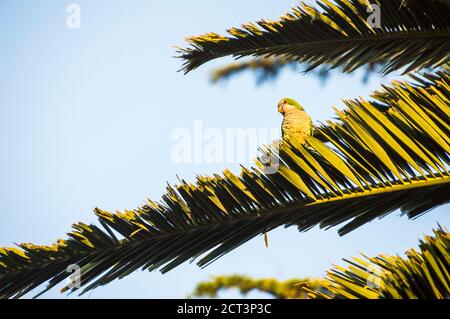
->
178 0 450 75
211 58 295 84
0 71 449 298
190 275 316 299
199 226 450 299
210 57 381 85
308 226 450 299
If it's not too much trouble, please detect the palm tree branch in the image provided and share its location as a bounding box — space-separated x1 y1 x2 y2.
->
210 57 382 85
178 0 450 75
195 226 450 299
190 275 315 299
308 226 450 298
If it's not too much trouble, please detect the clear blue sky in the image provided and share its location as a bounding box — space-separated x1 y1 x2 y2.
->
0 0 448 299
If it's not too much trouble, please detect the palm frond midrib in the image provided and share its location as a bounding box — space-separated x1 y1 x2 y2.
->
195 30 450 53
4 173 448 281
9 173 450 268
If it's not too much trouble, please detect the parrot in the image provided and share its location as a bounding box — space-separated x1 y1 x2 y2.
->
260 98 312 248
277 98 313 144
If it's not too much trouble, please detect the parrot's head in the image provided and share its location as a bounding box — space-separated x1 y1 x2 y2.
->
277 98 304 114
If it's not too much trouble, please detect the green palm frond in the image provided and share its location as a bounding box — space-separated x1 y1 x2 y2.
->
190 275 317 299
197 226 450 299
210 57 382 85
1 71 449 298
308 226 450 299
178 0 450 75
211 58 296 84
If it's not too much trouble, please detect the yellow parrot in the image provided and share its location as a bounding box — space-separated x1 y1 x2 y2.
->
261 98 312 248
278 98 313 144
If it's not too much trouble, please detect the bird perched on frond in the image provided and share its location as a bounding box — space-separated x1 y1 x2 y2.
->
259 98 312 249
277 98 313 144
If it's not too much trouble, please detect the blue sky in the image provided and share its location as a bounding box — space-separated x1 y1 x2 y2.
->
0 0 448 298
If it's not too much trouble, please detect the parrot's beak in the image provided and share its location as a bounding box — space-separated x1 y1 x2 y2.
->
277 102 284 114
